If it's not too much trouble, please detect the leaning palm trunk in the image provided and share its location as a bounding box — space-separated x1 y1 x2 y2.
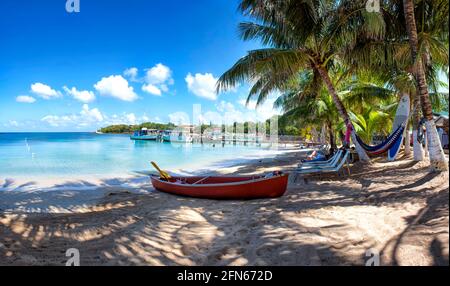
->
403 0 448 171
412 130 424 160
316 66 371 162
411 91 424 161
404 128 411 156
404 94 412 157
327 121 337 151
415 64 446 169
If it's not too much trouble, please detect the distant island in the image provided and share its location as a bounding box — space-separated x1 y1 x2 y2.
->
98 122 177 134
97 118 303 136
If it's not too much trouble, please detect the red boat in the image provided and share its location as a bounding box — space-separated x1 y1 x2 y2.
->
150 173 289 200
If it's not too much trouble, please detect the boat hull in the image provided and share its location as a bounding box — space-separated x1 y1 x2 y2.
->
150 174 289 200
162 135 193 143
130 135 158 141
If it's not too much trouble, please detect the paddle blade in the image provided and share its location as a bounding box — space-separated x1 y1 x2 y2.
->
150 161 171 180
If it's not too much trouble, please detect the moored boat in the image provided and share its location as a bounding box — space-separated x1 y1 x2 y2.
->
150 172 289 200
162 130 193 143
130 128 158 141
161 130 173 142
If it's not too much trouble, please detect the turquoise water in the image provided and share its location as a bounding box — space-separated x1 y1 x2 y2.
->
0 133 280 179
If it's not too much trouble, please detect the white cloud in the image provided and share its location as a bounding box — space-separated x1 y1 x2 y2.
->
168 112 191 125
216 101 236 113
164 97 279 127
63 86 96 103
142 84 162 96
237 96 281 121
125 113 137 125
30 83 61 100
41 115 76 127
160 84 169 92
195 97 281 125
142 63 174 95
2 119 38 130
123 67 139 82
41 104 104 128
194 101 244 125
218 101 247 124
80 104 104 122
8 120 19 127
101 113 151 126
197 111 224 125
94 75 138 102
16 95 36 103
185 73 218 100
145 63 173 85
16 107 152 130
238 99 253 109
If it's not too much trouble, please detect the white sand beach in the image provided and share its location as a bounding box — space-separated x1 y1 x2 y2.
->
0 150 448 266
1 0 449 269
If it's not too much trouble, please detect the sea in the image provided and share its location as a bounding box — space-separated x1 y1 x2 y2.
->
0 132 286 180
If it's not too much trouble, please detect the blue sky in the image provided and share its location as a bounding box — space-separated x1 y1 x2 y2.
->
1 1 447 132
0 0 281 132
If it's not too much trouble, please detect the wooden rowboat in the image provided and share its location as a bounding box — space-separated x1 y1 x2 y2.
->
150 173 289 200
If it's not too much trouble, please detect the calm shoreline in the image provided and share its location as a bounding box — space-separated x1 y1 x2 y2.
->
0 148 305 213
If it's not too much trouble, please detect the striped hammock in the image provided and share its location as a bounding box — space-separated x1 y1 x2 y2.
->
355 121 407 156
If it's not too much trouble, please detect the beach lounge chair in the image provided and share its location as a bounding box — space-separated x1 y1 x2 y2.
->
300 149 343 167
298 150 345 171
294 150 351 178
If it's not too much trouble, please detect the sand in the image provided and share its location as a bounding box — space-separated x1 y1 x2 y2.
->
0 150 448 266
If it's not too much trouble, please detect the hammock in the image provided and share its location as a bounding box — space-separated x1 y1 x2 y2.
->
354 121 407 156
354 95 413 160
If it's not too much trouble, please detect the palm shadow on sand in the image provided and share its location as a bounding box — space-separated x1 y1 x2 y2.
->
0 155 448 266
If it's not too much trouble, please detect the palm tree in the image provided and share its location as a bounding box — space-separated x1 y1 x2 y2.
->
275 64 410 152
346 0 448 165
340 76 397 113
402 0 448 171
217 0 390 162
275 71 341 150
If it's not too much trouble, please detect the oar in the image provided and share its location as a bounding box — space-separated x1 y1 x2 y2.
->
151 161 172 181
192 176 210 185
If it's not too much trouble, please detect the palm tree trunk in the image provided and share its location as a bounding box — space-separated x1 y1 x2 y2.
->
403 0 447 171
316 65 371 162
404 93 412 157
338 129 345 147
411 91 424 161
405 128 411 156
327 121 337 151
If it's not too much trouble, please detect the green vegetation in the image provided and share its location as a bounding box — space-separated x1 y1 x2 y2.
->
217 0 449 171
99 122 176 134
99 120 302 136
